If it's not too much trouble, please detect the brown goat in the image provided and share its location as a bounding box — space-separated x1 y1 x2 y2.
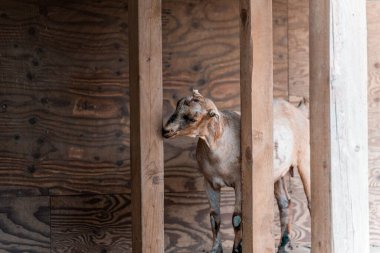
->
163 90 311 253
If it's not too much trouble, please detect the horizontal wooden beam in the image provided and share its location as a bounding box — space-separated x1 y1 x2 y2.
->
240 0 274 252
310 0 369 252
128 0 164 252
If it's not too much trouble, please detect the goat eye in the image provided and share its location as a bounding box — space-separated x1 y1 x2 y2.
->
183 115 196 123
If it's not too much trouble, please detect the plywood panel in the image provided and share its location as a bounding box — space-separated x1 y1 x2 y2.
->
288 0 309 101
0 0 130 196
0 196 50 253
51 194 131 253
273 0 289 98
0 0 290 197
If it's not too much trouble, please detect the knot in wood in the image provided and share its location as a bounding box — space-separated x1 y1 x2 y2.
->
240 8 248 26
152 175 163 185
253 130 264 142
245 146 252 161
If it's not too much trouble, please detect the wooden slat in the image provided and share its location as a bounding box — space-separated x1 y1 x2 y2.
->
240 0 274 252
367 1 380 246
310 0 369 252
128 0 165 252
0 196 50 253
51 194 131 253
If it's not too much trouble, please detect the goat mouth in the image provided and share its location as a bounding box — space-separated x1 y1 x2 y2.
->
163 132 178 139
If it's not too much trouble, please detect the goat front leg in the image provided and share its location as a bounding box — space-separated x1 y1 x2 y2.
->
232 182 242 253
205 179 223 253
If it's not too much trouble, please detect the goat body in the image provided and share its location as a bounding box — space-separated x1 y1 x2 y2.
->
163 90 310 253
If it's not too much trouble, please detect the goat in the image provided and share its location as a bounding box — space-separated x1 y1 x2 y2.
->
162 90 311 253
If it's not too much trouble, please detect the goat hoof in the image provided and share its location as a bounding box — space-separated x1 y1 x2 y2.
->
232 247 242 253
210 244 223 253
232 241 242 253
277 241 293 253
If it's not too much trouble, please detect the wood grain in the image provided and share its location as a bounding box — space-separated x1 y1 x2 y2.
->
309 0 332 250
288 0 309 100
0 0 379 252
240 0 274 252
162 0 290 194
0 196 50 253
0 0 130 196
164 182 311 253
273 0 289 99
129 0 165 252
368 1 380 247
51 194 131 253
310 1 370 252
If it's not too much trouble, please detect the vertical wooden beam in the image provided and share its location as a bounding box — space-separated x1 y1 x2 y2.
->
128 0 164 252
310 0 369 253
240 0 274 252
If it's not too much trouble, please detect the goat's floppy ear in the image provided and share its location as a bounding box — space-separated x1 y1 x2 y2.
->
192 89 204 102
207 109 219 120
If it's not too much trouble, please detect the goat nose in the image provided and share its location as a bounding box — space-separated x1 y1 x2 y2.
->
162 127 175 138
162 127 170 137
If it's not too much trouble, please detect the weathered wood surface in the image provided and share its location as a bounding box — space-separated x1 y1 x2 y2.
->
129 0 165 252
0 181 311 253
273 0 289 98
240 0 274 252
51 194 131 253
288 0 380 247
0 196 50 253
0 0 379 251
288 0 309 102
368 1 380 247
0 0 130 196
0 0 290 197
310 0 369 252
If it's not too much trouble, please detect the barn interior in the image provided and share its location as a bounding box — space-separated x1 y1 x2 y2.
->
0 0 379 252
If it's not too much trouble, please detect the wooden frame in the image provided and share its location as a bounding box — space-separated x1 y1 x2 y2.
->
129 0 165 252
128 0 371 252
310 0 369 252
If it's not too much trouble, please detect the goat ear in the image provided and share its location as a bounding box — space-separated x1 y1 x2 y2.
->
207 109 219 119
192 89 204 102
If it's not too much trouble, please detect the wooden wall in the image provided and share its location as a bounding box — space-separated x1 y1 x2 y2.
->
0 0 379 252
0 0 131 252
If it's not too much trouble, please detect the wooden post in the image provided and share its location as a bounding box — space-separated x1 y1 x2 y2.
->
128 0 164 252
310 1 369 253
240 0 274 252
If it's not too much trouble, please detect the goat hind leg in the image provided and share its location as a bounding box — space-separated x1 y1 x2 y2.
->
232 183 242 253
275 178 292 253
205 180 223 253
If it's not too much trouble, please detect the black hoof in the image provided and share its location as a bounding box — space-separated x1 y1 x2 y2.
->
210 244 223 253
232 241 242 253
277 248 288 253
277 241 293 253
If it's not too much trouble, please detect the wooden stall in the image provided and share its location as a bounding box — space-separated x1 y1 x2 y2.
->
0 0 379 252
